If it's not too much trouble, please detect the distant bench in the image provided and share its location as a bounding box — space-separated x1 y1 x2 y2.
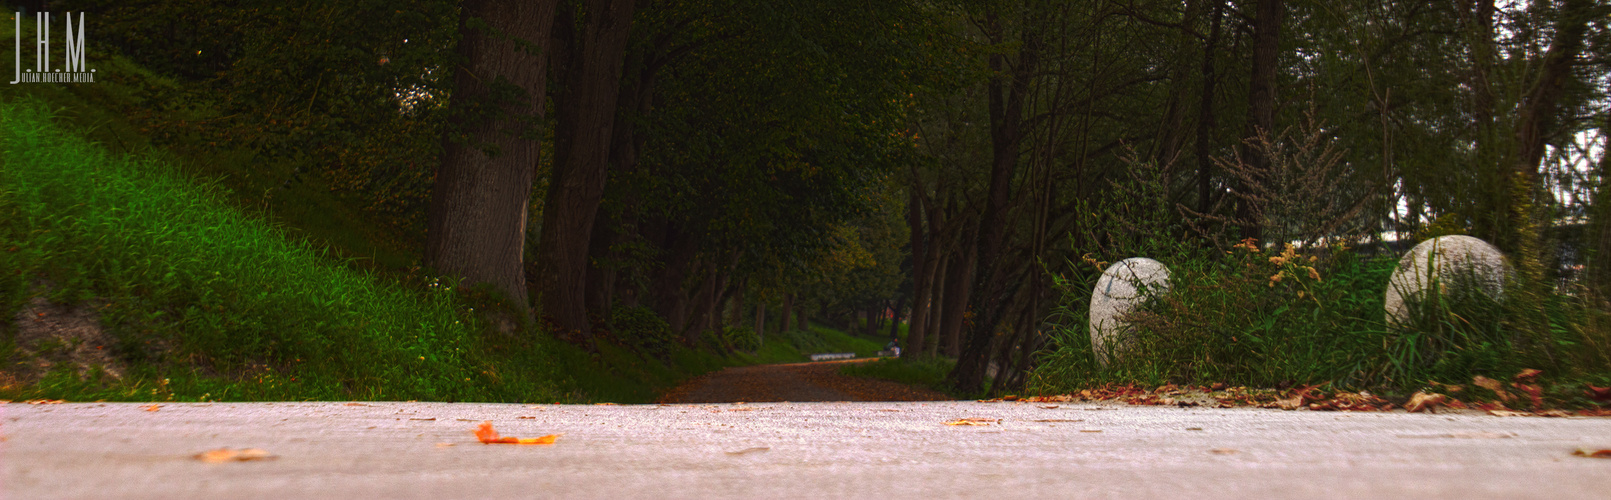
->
808 352 856 361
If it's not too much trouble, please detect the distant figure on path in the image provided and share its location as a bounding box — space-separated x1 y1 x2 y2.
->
885 338 901 358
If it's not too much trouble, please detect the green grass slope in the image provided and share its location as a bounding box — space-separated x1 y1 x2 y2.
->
0 98 564 402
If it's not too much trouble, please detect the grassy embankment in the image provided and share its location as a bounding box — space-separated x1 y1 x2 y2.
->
0 97 551 401
0 95 804 403
0 22 952 402
0 62 926 405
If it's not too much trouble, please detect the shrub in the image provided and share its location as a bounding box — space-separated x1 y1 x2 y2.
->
777 327 833 354
723 326 761 352
609 306 678 357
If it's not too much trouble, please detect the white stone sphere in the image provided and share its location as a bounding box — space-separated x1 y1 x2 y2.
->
1089 258 1170 366
1384 235 1509 327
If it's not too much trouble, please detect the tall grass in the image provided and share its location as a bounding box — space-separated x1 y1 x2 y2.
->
0 98 561 402
1032 240 1606 396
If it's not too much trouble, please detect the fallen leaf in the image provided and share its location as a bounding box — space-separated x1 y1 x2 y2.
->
518 416 536 419
1274 395 1304 410
1209 448 1238 455
1584 385 1611 404
343 403 371 407
1513 383 1544 409
1039 405 1059 409
944 418 998 426
194 448 276 463
1430 381 1464 393
473 421 557 445
409 418 436 421
726 447 770 455
144 404 161 412
435 443 456 448
25 399 65 405
727 408 754 412
1405 391 1447 413
1573 449 1611 458
1513 368 1543 383
1488 410 1531 417
1473 376 1512 402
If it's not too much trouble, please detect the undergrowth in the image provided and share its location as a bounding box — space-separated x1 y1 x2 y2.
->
1032 240 1610 403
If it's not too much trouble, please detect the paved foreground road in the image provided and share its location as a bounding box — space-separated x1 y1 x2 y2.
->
4 401 1609 499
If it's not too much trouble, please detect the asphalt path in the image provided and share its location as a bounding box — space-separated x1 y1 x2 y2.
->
656 359 952 403
4 400 1610 499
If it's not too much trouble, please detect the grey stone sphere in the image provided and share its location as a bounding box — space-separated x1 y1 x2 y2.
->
1089 258 1170 366
1384 235 1509 327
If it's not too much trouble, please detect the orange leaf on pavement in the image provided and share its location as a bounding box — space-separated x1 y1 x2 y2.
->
194 448 275 463
1572 449 1611 458
944 418 998 426
144 404 161 412
474 421 558 445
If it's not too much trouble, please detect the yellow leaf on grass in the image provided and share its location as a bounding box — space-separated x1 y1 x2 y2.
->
474 421 558 445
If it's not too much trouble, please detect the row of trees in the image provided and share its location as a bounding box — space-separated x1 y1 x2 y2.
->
898 0 1610 393
65 0 919 341
64 0 1610 394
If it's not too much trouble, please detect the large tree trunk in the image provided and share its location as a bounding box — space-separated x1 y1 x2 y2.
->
645 218 699 334
905 183 932 356
938 229 977 358
426 0 559 316
922 249 951 356
535 0 638 334
584 27 666 323
950 8 1037 391
753 304 766 338
1233 0 1284 243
